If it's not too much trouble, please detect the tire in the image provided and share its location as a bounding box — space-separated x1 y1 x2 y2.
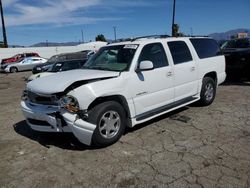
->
88 101 126 147
10 67 18 73
198 77 216 106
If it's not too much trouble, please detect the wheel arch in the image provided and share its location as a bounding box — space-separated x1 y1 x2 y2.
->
9 66 18 72
203 71 217 85
87 95 132 127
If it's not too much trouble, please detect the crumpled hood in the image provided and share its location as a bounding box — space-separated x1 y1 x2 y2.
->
27 69 120 94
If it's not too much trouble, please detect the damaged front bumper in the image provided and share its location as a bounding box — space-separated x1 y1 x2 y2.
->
21 100 96 145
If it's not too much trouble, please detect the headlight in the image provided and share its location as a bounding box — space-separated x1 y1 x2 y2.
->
60 95 80 113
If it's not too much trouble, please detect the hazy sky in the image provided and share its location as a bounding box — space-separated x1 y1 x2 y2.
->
1 0 250 45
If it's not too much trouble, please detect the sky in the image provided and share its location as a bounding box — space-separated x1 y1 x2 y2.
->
1 0 250 46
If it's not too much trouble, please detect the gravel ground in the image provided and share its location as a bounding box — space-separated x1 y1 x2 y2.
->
0 72 250 188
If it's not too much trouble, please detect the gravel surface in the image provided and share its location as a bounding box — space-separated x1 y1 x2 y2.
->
0 72 250 188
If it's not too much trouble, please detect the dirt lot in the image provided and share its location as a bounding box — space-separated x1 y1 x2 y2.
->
0 72 249 188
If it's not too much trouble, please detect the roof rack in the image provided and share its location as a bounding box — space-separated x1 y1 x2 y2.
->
131 35 170 41
108 35 170 44
188 35 209 38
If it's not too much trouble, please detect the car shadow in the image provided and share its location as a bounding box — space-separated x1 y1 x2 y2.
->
222 76 250 86
13 120 92 151
125 107 189 134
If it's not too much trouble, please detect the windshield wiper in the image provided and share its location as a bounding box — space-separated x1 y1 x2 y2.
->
83 66 115 71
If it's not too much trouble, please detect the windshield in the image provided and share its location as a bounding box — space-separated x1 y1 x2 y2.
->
222 38 250 49
83 45 138 72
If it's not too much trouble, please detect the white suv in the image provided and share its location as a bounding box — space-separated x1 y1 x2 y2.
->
21 36 226 147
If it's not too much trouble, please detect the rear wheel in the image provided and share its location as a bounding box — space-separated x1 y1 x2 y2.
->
10 67 18 73
199 77 216 106
88 101 126 147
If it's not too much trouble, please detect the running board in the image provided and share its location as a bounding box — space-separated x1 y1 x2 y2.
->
136 96 197 121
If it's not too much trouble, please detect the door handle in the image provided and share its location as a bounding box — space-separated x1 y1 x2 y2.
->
191 67 195 71
167 71 173 77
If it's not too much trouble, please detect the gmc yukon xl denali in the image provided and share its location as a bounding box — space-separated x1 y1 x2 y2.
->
21 36 226 147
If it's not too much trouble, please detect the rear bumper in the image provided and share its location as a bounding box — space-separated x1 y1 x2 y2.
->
218 72 226 85
21 100 96 145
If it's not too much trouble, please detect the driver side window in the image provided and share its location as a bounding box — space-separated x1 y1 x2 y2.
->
138 43 168 69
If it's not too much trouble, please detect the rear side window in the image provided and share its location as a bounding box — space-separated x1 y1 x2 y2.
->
190 38 221 59
138 43 168 68
168 41 193 64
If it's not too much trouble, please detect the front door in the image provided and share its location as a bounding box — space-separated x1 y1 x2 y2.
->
131 43 174 119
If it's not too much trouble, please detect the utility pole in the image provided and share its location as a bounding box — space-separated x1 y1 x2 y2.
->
81 29 84 43
190 27 193 36
171 0 176 37
0 0 8 48
113 26 117 42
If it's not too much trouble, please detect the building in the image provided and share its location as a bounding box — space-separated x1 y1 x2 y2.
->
237 32 248 39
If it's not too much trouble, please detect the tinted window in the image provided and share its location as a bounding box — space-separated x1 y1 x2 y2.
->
138 43 168 68
190 38 221 59
62 61 81 71
168 41 193 64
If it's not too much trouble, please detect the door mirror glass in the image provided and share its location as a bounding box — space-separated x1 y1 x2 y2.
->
137 61 154 72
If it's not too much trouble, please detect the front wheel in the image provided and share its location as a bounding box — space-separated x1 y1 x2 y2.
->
88 101 126 147
10 67 18 73
198 77 216 106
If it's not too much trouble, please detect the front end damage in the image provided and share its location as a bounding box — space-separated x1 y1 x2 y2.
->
21 94 97 146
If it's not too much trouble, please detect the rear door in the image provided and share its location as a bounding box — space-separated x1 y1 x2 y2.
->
167 40 199 101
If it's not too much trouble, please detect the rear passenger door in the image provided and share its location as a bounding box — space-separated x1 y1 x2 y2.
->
167 41 199 101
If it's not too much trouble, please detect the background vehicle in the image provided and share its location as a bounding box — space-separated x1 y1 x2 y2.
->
221 38 250 79
32 50 94 74
21 36 226 147
28 59 87 81
3 57 47 73
1 52 40 65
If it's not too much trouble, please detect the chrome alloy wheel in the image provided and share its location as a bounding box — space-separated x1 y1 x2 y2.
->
204 83 214 101
98 111 121 139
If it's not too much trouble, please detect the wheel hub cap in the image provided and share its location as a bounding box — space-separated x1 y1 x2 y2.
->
204 83 214 101
99 111 121 139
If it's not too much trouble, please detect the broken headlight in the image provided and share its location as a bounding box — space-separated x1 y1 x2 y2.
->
60 95 80 113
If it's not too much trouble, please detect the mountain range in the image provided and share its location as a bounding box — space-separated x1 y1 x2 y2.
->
208 28 249 41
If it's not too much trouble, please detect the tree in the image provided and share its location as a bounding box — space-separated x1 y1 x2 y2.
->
172 24 185 37
95 34 107 42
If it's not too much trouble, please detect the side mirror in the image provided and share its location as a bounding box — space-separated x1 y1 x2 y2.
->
136 61 154 72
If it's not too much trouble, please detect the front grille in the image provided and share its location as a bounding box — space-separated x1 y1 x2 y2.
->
27 91 58 105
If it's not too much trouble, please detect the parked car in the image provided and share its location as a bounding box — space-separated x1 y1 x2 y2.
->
32 50 94 74
2 57 47 73
1 52 40 65
21 36 226 147
28 59 87 81
221 38 250 79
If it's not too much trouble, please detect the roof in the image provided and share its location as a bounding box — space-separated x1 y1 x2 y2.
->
107 35 211 46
